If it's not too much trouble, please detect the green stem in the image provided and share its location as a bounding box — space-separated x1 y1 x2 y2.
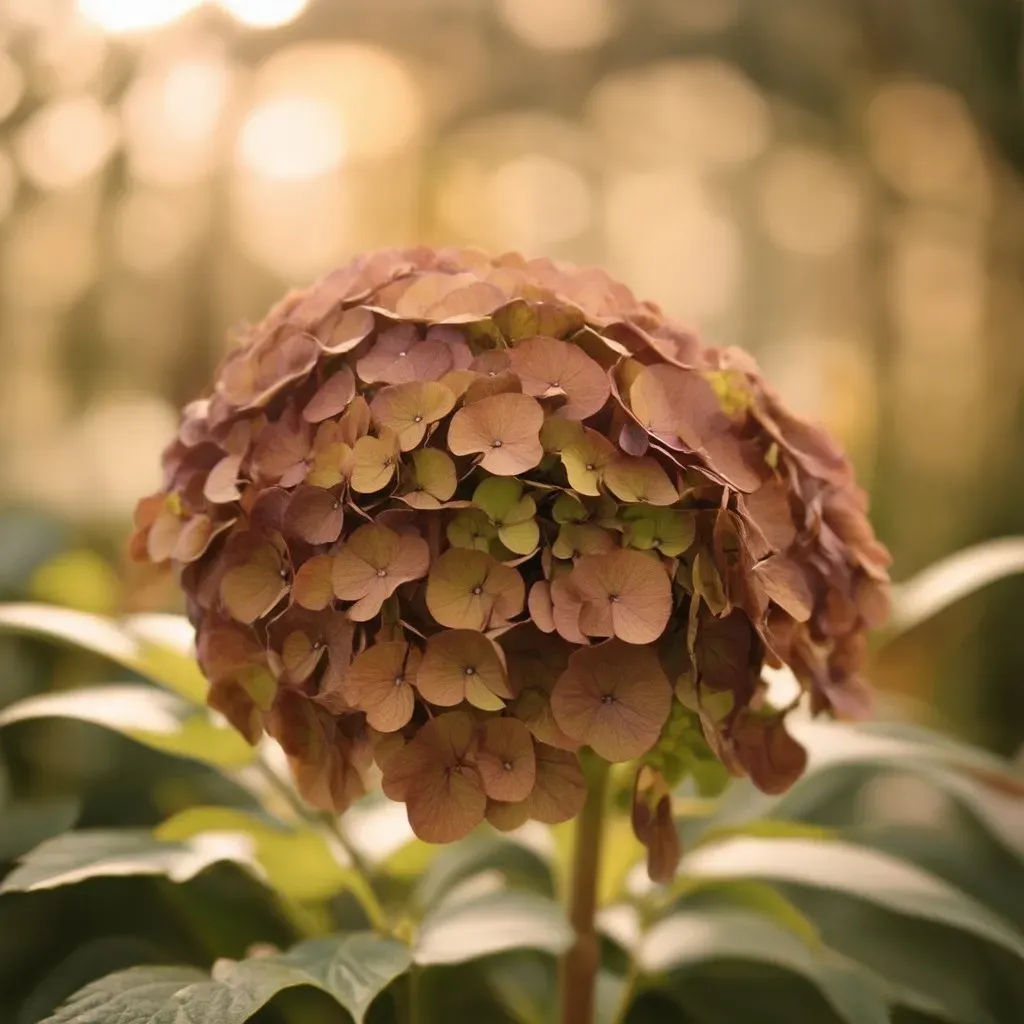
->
560 752 610 1024
255 753 390 934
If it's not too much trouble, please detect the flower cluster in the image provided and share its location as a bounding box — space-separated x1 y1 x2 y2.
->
132 246 890 876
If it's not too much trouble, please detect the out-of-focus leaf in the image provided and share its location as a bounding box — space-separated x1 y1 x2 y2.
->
639 908 889 1024
706 720 1022 832
0 604 205 702
482 953 555 1024
887 538 1024 637
15 936 167 1024
779 883 1019 1024
681 837 1024 963
694 817 835 848
122 613 206 702
414 891 573 965
0 684 254 768
156 806 354 903
0 829 262 894
413 834 553 910
39 967 207 1024
670 879 821 949
42 934 410 1024
0 798 79 863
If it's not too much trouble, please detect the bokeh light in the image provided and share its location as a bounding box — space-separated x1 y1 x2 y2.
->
866 80 989 205
488 154 593 248
15 94 119 192
759 146 863 256
235 93 347 181
122 52 233 185
217 0 310 28
498 0 616 51
588 59 770 168
605 172 740 321
251 43 421 161
76 0 202 34
114 187 204 275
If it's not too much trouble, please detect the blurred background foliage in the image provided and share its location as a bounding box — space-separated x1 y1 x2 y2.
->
0 0 1020 932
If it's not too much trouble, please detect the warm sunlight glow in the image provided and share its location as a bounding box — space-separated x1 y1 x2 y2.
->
16 94 119 191
236 93 347 181
76 0 201 34
217 0 309 28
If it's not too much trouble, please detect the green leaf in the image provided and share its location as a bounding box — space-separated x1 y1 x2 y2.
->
413 834 554 911
670 879 821 949
639 908 889 1024
0 604 206 702
43 935 411 1024
0 829 261 894
681 836 1024 963
705 719 1021 835
482 953 555 1024
0 684 254 768
156 806 355 903
414 891 573 965
887 537 1024 638
41 966 207 1024
0 798 79 862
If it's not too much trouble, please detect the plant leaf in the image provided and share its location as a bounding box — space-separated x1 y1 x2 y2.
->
414 891 573 965
639 908 889 1024
40 967 207 1024
681 836 1024 963
0 829 261 894
0 604 206 702
887 537 1024 638
414 834 554 910
42 935 411 1024
155 806 355 903
0 684 255 768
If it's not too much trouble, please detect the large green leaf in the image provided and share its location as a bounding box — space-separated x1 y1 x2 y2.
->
639 908 889 1024
40 967 207 1024
414 891 573 966
0 604 205 702
43 934 411 1024
0 829 261 894
156 806 355 903
0 684 254 768
413 834 554 910
681 836 1024 963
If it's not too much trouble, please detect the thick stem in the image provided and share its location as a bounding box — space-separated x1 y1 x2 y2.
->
560 752 610 1024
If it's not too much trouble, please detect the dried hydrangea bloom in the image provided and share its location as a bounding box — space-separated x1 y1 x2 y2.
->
132 246 891 879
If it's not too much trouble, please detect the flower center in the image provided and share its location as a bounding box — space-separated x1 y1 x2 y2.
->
491 439 502 448
471 585 483 596
376 568 388 577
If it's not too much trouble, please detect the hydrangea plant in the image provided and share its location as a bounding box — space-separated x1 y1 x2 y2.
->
120 247 894 1020
1 253 1022 1022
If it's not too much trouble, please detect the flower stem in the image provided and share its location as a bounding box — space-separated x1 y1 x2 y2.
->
560 751 610 1024
255 752 390 934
